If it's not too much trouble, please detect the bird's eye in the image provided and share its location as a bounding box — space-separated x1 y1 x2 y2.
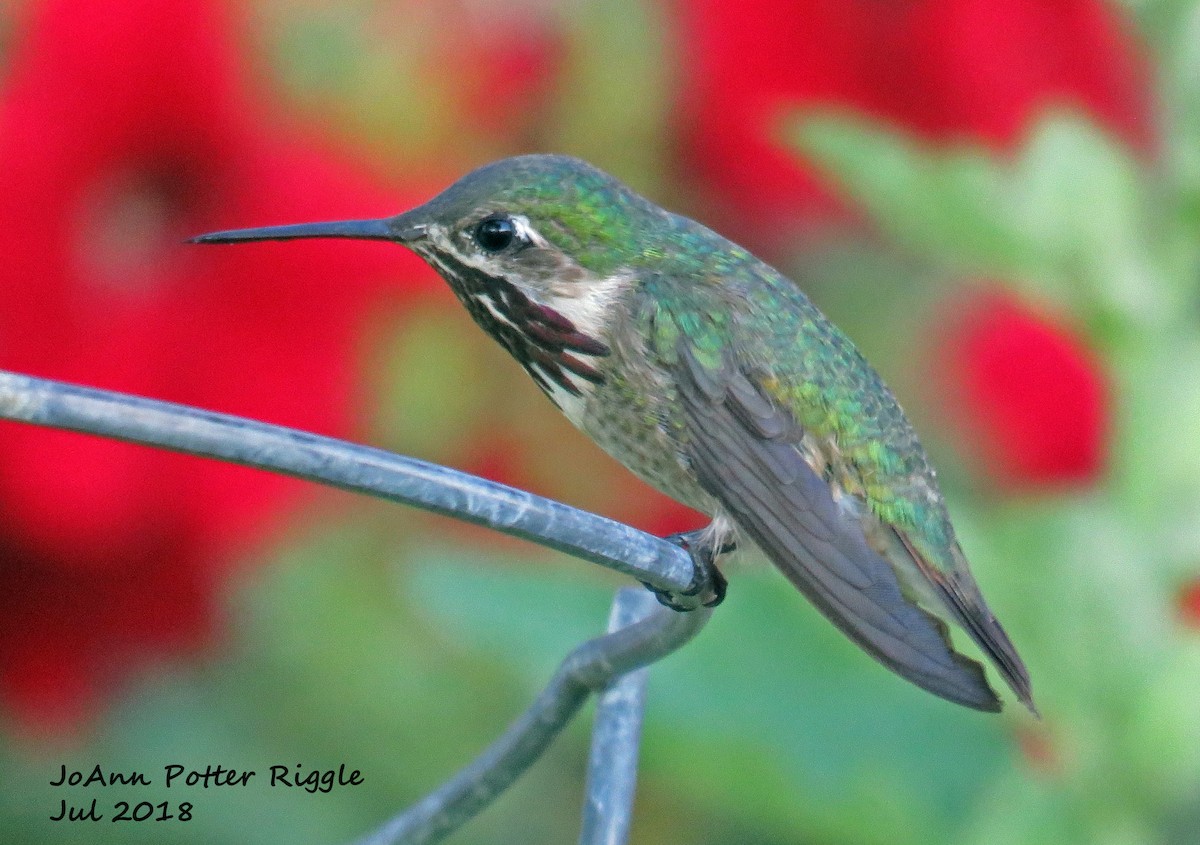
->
474 216 517 253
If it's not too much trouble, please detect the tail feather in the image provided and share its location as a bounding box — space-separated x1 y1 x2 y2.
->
895 530 1037 715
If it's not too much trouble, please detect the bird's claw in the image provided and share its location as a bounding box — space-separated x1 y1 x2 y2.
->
642 529 732 610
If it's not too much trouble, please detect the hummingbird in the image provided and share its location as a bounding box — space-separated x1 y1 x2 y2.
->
192 154 1034 713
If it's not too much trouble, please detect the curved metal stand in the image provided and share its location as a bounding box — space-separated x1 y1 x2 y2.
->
0 370 719 843
354 590 709 845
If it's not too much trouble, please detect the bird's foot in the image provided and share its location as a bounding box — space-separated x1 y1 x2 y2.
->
642 529 733 611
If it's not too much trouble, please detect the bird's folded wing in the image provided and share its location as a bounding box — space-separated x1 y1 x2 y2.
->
675 343 1002 711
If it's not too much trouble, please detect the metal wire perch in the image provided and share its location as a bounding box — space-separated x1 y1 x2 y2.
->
0 370 716 844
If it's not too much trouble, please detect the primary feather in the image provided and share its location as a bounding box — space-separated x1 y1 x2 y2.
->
634 216 1034 712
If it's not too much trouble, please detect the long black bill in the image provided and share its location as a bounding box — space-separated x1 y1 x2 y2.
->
188 216 424 245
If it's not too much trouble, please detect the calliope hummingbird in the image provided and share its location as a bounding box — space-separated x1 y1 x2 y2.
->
193 154 1034 713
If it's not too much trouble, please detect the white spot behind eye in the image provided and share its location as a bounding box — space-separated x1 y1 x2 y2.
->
510 215 539 245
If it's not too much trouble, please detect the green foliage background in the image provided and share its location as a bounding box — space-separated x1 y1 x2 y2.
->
4 1 1200 844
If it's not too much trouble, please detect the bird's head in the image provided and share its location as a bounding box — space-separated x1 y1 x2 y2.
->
191 154 664 406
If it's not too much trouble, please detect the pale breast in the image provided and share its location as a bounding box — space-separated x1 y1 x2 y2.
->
575 327 717 516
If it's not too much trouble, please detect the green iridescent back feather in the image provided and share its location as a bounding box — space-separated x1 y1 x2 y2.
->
638 213 959 571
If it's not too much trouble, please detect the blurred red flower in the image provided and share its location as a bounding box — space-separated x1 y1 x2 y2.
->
931 290 1109 489
442 17 564 143
0 0 438 730
673 0 1151 247
1178 580 1200 630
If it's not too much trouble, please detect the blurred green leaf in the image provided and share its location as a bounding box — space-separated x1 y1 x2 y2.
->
412 556 1013 845
791 110 1182 329
791 112 1035 275
552 0 673 194
409 547 618 682
366 305 486 463
1010 115 1164 324
1144 0 1200 213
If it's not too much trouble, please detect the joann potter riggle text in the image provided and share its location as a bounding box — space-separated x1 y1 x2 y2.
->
51 763 365 793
